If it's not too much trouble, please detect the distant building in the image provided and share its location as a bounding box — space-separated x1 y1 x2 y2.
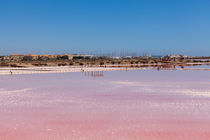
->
71 54 95 60
10 54 24 61
65 54 76 60
23 54 39 61
57 54 75 60
142 55 152 59
39 55 50 61
2 56 10 61
111 56 121 59
122 56 133 59
162 55 188 61
36 54 76 60
48 55 59 60
83 55 94 59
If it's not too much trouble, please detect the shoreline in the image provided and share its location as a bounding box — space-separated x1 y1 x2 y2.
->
0 66 147 75
0 63 210 75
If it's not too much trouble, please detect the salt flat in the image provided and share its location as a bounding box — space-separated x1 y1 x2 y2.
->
0 70 210 140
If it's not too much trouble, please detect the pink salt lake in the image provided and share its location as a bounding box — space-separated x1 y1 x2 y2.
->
0 70 210 140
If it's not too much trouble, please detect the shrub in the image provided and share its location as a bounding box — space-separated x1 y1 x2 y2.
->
69 62 74 65
100 62 104 66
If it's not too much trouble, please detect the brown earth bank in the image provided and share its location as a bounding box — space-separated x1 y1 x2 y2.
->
0 58 210 68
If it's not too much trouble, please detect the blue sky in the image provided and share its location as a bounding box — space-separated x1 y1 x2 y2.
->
0 0 210 56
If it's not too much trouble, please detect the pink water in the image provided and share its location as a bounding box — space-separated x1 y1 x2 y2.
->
0 70 210 140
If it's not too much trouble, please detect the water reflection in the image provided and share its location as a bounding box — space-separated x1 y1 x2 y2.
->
154 64 210 70
155 65 183 70
83 71 104 77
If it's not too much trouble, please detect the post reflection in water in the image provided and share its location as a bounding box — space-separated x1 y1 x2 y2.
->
156 65 185 70
83 71 104 77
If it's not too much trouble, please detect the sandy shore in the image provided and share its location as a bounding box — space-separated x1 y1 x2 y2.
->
0 66 147 75
1 64 210 75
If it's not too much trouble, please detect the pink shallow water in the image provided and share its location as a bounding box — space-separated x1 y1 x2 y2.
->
0 70 210 140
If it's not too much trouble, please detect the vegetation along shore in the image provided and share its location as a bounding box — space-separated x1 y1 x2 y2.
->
0 54 210 68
